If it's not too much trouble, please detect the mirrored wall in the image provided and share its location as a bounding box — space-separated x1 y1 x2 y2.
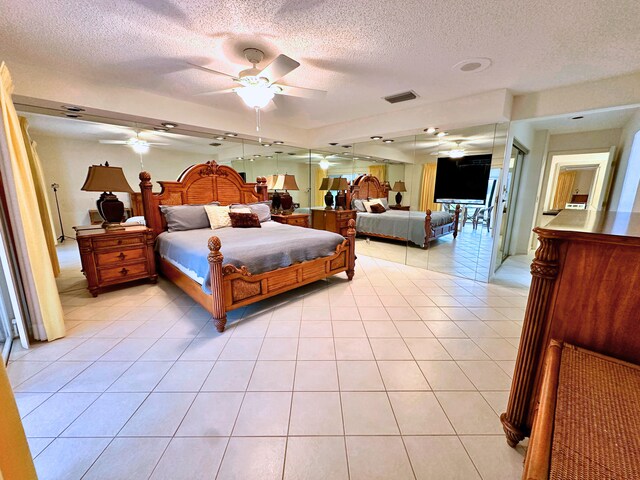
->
21 108 508 282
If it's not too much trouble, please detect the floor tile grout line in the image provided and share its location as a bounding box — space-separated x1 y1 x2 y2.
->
281 307 302 480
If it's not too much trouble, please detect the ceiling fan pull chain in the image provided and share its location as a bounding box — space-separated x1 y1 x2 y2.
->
255 106 262 142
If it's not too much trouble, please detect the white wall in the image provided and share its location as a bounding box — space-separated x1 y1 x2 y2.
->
572 169 596 194
609 109 640 211
34 134 212 236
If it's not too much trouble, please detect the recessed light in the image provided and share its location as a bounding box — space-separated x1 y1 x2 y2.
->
275 151 283 154
328 142 338 146
274 141 284 145
452 58 492 73
225 132 238 137
253 155 261 158
424 127 437 134
370 136 383 140
262 143 271 147
436 131 448 138
266 156 273 159
571 116 584 120
62 113 82 118
343 152 351 156
249 159 254 162
382 139 394 143
214 136 225 140
209 142 222 147
154 127 168 132
161 122 178 128
288 153 296 156
236 157 243 160
354 157 360 160
61 105 85 112
342 145 352 148
365 156 371 159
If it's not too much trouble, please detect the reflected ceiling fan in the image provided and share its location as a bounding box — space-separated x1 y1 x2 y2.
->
190 48 327 108
99 132 169 154
431 141 468 158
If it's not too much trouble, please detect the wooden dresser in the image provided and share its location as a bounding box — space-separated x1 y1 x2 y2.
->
271 213 310 228
501 210 640 448
311 208 356 236
74 225 157 296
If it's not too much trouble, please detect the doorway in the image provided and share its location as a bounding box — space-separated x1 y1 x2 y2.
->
497 144 525 265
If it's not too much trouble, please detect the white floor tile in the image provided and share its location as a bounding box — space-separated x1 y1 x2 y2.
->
176 392 243 436
248 361 296 391
154 361 214 392
83 437 170 480
34 437 110 480
461 435 526 480
21 392 99 437
119 392 195 436
346 436 414 480
150 437 227 480
378 360 430 390
404 436 481 480
289 391 343 435
389 391 454 434
436 391 503 434
341 392 399 435
284 436 349 480
233 391 292 436
337 361 384 391
294 360 339 391
108 361 173 392
201 361 254 391
217 437 286 480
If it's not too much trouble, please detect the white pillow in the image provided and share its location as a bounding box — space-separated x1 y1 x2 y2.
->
231 207 252 214
204 205 231 230
363 200 373 213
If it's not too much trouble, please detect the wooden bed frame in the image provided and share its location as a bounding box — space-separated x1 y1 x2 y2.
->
350 174 460 248
139 161 356 332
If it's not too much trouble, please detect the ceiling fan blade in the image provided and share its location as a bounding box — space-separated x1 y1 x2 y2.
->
147 142 171 145
195 88 237 96
276 84 327 99
187 62 238 80
99 140 128 144
259 54 300 84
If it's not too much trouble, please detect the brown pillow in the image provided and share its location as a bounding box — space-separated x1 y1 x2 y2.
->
229 212 262 228
370 203 386 213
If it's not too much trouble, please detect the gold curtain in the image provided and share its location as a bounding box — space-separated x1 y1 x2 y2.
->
368 165 386 182
314 165 326 207
552 171 576 210
0 63 65 341
0 361 37 479
19 117 60 276
419 163 440 212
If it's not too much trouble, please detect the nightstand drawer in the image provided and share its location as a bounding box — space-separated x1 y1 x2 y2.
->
287 216 308 227
94 236 144 250
336 211 355 220
98 262 148 283
96 247 146 266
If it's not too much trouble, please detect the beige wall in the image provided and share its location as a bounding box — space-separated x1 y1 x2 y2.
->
609 109 640 211
33 134 212 236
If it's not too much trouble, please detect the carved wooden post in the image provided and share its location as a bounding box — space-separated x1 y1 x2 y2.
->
453 204 460 238
139 171 158 236
346 219 356 280
424 209 432 248
208 236 227 332
256 176 268 201
501 231 560 447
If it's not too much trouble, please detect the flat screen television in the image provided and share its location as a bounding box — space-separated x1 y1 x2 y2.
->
433 154 492 205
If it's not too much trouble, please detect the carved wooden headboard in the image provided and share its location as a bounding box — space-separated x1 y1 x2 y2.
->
139 161 268 237
350 174 390 202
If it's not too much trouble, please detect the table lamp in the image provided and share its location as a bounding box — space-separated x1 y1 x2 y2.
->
81 162 134 230
332 177 349 210
392 181 407 206
277 174 299 213
320 177 333 209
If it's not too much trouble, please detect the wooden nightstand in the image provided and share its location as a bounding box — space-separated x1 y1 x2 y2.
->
310 208 356 236
74 225 157 296
271 213 310 228
389 205 410 211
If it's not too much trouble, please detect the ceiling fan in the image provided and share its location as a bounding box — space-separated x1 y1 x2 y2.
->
431 141 467 158
99 133 169 154
190 48 327 109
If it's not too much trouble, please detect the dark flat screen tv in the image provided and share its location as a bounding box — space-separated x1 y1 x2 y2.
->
433 154 492 205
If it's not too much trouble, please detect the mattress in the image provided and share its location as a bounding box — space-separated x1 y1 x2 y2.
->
156 221 345 293
356 210 453 247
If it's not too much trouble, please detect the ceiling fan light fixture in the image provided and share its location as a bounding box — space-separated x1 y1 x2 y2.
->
131 141 150 154
236 84 276 109
436 131 448 138
319 159 330 170
449 149 465 158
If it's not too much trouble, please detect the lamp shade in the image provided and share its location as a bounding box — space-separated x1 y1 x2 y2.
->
331 177 349 191
392 181 407 193
272 174 299 191
81 165 134 193
265 174 278 190
319 177 331 190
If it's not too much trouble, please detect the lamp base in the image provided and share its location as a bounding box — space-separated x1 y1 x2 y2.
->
324 191 334 210
97 192 125 229
335 191 346 210
395 191 403 206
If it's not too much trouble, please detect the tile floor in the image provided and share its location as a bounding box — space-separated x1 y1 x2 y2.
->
8 243 529 479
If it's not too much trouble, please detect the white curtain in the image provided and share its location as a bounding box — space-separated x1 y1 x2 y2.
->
0 63 65 341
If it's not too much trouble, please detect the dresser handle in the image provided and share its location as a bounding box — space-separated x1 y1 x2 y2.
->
117 252 126 260
120 268 129 275
117 239 123 245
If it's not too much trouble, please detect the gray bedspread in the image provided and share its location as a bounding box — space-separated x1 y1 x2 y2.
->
356 210 453 247
156 221 345 294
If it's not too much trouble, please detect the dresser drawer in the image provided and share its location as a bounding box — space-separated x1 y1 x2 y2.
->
96 247 146 266
98 262 148 283
287 216 308 227
94 235 144 250
336 211 355 221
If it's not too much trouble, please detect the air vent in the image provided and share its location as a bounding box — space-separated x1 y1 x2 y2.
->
384 91 418 104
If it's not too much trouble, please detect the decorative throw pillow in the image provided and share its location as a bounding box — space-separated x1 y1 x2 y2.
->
362 200 373 213
229 212 262 228
370 197 389 210
160 204 217 232
204 205 231 230
370 203 386 213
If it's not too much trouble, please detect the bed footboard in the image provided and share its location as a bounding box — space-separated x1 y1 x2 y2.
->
423 204 460 248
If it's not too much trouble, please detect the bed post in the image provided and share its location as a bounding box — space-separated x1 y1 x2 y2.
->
346 219 356 280
424 209 432 249
139 171 160 237
256 176 268 201
453 204 461 239
208 236 227 332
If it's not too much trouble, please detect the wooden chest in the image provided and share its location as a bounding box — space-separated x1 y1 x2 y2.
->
311 208 356 236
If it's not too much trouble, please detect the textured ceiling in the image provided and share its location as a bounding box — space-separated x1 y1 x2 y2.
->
4 0 639 130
